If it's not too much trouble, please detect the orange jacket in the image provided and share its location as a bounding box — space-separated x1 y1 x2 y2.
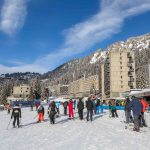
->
141 99 149 113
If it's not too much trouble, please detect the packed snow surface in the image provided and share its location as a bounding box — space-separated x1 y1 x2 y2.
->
0 106 150 150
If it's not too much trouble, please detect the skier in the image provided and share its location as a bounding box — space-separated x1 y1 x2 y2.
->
7 103 11 114
73 99 76 110
48 101 57 124
124 97 133 124
55 101 61 116
77 98 84 120
86 97 94 122
68 99 74 119
30 103 34 111
37 104 44 123
100 100 104 113
110 99 118 118
11 104 21 128
108 101 112 117
92 99 96 115
129 96 142 132
139 98 149 127
63 101 68 115
96 99 100 114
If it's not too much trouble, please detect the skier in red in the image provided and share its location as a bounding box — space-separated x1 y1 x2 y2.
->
68 99 74 119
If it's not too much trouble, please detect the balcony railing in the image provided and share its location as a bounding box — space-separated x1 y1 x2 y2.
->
129 68 134 72
129 77 134 82
128 82 133 86
128 72 133 77
127 63 133 67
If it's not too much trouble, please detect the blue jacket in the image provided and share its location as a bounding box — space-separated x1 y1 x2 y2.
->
129 97 142 116
55 102 61 108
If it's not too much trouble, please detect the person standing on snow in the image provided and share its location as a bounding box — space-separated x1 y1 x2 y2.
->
11 104 21 128
96 99 100 114
48 101 57 124
68 99 74 119
55 101 61 116
139 98 149 127
37 104 44 123
124 97 133 124
100 100 104 113
7 103 11 114
110 99 118 118
63 101 68 115
86 97 94 122
129 96 142 132
73 99 76 110
77 98 84 120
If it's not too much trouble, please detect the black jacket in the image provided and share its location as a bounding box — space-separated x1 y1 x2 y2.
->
38 105 44 114
63 101 68 108
86 100 94 110
11 106 21 118
124 99 131 111
77 100 84 110
48 102 57 116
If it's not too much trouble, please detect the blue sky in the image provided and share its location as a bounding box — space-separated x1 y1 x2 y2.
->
0 0 150 74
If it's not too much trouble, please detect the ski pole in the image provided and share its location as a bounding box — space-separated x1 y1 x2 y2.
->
19 118 22 128
6 118 12 130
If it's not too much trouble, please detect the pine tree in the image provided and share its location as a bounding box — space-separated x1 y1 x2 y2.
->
34 78 41 99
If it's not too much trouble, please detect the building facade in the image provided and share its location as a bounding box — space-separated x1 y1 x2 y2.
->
12 85 30 99
101 50 136 99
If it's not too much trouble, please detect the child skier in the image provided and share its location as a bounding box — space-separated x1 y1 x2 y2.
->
48 101 57 124
37 104 44 123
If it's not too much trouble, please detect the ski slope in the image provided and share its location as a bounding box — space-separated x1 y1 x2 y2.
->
0 106 150 150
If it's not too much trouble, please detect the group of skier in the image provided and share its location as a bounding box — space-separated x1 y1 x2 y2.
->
124 96 149 132
7 95 150 132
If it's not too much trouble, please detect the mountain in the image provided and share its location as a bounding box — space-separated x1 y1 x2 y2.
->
42 49 105 85
42 33 150 86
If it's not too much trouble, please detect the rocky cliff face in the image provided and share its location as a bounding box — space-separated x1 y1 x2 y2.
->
42 49 104 86
43 33 150 87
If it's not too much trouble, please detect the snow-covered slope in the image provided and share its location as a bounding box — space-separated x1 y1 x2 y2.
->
0 106 150 150
107 33 150 52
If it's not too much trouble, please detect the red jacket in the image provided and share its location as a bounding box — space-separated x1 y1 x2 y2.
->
68 101 73 111
141 99 149 113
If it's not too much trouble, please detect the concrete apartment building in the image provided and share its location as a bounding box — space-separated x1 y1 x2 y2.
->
101 50 136 99
49 75 99 98
12 85 30 99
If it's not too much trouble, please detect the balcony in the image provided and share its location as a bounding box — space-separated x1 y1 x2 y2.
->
128 82 133 87
128 59 134 63
129 68 134 72
127 52 132 58
128 72 133 77
127 63 133 67
129 77 134 82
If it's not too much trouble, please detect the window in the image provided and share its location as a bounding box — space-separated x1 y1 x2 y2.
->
121 76 122 79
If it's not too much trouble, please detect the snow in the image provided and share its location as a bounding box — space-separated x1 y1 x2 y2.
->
90 51 106 64
0 106 150 150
